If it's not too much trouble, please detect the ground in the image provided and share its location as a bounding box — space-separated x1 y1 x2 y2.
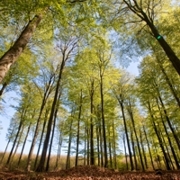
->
0 166 180 180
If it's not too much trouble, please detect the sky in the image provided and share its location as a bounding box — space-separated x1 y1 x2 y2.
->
0 61 140 154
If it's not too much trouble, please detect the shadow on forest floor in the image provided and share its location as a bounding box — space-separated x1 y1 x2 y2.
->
0 165 180 180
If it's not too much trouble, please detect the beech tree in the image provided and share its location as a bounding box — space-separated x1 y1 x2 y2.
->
0 0 98 83
111 0 180 76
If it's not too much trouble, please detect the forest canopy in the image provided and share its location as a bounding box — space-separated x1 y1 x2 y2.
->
0 0 180 173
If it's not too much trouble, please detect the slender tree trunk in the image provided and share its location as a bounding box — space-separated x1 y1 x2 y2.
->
108 128 113 168
46 88 62 171
96 125 100 166
156 57 180 107
11 125 24 166
117 96 134 170
130 131 138 170
86 127 90 165
33 112 48 170
156 98 180 169
143 125 155 170
99 124 104 167
84 127 87 166
90 80 95 165
147 101 171 170
17 122 32 167
66 116 73 169
158 125 174 169
156 89 180 150
26 74 54 171
36 39 77 172
45 107 58 171
99 73 108 167
36 59 65 172
0 14 43 83
127 100 145 171
112 121 117 169
75 90 83 167
0 82 7 96
123 0 180 76
139 129 148 169
6 119 24 165
123 134 128 170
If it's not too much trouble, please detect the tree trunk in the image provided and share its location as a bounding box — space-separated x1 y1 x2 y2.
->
123 0 180 76
123 134 128 170
156 98 180 169
130 131 138 170
33 112 48 170
127 99 145 171
0 14 43 83
11 125 24 165
90 80 95 165
45 107 58 171
156 57 180 108
96 125 100 166
17 122 32 167
156 85 180 150
36 58 65 172
108 128 113 168
143 125 155 170
117 96 134 170
36 39 77 172
0 82 7 96
139 129 148 169
99 123 104 167
112 121 117 169
147 101 171 170
66 116 73 169
6 118 24 165
86 127 90 165
99 73 108 167
75 90 83 167
26 74 55 171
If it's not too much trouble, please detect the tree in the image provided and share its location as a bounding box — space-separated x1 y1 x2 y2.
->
113 0 180 76
0 0 98 83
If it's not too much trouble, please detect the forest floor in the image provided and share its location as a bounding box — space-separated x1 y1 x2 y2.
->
0 165 180 180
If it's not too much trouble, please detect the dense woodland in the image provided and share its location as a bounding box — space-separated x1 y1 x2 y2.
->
0 0 180 174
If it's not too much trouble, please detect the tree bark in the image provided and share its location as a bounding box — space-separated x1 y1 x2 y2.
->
26 73 55 171
66 115 73 169
33 113 48 170
123 0 180 76
0 14 43 83
17 122 32 167
147 101 171 170
99 72 108 167
117 96 134 170
156 98 180 169
6 116 24 165
154 81 180 150
36 39 77 172
90 80 95 165
75 89 83 167
143 125 155 170
127 100 145 171
156 57 180 108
